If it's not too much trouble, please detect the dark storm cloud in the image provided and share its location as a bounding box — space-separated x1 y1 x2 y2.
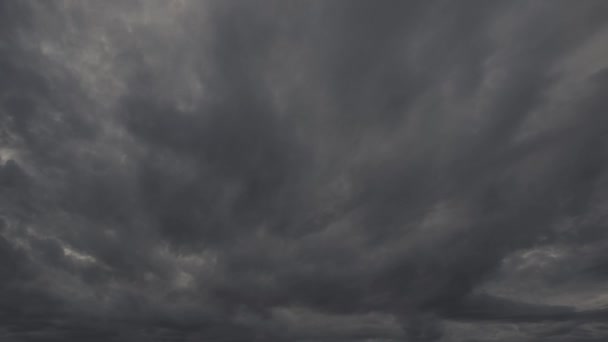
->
2 0 608 341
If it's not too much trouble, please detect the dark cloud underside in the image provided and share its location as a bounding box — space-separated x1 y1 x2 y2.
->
2 1 608 341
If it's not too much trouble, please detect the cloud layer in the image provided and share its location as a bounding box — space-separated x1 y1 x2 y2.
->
2 1 608 341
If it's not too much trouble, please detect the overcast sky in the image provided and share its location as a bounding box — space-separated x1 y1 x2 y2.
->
2 1 608 341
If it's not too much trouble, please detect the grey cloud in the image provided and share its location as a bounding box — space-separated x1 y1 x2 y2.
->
1 0 608 341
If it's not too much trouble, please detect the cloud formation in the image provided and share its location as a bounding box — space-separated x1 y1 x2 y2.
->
2 1 608 341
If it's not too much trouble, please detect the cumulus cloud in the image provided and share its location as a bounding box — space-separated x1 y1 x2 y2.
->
2 0 608 341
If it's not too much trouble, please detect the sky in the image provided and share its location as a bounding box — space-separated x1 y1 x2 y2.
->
2 1 608 341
